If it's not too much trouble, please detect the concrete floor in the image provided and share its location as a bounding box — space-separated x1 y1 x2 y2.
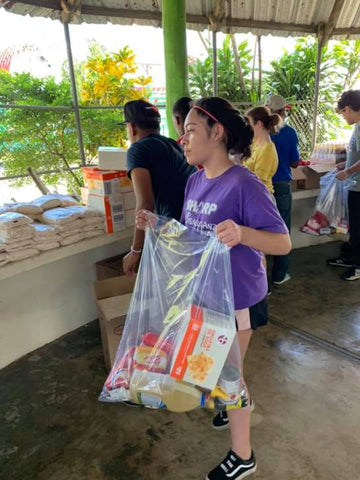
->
1 241 360 480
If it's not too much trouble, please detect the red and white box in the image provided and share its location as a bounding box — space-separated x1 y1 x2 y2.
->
87 193 125 233
170 305 236 390
82 168 132 196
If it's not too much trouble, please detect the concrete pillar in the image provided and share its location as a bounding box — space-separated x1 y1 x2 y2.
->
162 0 189 139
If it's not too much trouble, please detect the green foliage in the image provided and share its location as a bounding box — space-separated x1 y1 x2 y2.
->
331 40 360 90
189 35 257 101
0 44 151 192
0 70 80 190
263 37 343 102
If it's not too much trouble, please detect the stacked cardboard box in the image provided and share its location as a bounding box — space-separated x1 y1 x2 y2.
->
82 158 136 233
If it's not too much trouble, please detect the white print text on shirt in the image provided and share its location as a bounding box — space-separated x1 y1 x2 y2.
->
185 199 218 215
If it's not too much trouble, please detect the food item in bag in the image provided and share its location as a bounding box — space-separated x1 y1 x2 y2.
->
217 365 241 405
133 346 168 373
141 331 174 355
170 305 236 390
130 369 205 412
300 210 329 235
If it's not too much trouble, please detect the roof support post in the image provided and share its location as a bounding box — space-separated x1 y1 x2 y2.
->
311 37 322 151
162 0 189 139
212 30 218 96
63 22 86 166
311 0 345 151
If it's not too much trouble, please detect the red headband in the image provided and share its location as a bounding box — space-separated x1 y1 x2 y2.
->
193 105 223 127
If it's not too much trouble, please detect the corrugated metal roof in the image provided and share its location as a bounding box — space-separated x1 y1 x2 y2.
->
1 0 360 39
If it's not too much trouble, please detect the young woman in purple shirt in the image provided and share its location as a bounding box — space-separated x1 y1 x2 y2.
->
137 97 291 480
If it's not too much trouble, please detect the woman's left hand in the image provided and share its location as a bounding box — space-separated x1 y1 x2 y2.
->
216 220 242 247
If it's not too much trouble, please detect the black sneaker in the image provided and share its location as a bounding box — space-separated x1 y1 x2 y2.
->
327 256 354 268
206 450 257 480
342 267 360 281
212 402 255 431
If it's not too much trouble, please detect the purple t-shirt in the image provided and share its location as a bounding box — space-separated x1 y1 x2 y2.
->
181 165 288 309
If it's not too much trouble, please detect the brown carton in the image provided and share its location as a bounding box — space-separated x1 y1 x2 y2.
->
94 275 136 370
291 164 335 190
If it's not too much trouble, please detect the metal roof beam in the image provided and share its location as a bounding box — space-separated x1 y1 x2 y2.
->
7 0 359 38
7 1 318 34
319 0 346 47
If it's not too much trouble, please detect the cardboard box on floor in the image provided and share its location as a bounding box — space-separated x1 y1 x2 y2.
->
94 275 136 370
291 164 335 190
96 253 127 280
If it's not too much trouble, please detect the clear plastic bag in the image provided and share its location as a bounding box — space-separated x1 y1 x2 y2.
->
301 169 349 235
99 217 248 412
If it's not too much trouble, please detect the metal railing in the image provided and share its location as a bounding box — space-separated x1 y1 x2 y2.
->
0 100 341 202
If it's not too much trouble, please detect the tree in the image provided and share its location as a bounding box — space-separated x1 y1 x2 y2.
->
262 37 356 153
331 40 360 91
0 44 152 192
189 35 257 102
263 37 342 102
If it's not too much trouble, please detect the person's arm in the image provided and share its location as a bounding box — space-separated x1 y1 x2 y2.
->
123 168 154 276
216 220 291 255
336 158 360 181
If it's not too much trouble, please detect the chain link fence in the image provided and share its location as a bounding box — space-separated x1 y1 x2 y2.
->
235 99 342 160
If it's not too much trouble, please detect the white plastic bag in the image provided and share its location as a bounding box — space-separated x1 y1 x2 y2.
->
99 217 248 412
301 169 349 235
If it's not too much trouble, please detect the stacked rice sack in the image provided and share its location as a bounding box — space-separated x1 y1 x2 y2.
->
39 205 105 245
0 212 39 265
0 194 105 266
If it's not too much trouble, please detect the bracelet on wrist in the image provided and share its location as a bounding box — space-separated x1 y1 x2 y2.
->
130 245 142 254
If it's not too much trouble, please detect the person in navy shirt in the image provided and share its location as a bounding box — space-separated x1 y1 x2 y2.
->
266 95 300 284
121 99 196 275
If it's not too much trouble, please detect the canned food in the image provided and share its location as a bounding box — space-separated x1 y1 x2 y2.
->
218 365 241 405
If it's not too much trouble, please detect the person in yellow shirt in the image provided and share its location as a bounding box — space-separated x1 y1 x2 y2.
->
244 106 282 194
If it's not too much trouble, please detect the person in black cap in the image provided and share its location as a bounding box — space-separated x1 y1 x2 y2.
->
121 99 196 276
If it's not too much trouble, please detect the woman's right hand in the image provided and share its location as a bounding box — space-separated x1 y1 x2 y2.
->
136 209 158 231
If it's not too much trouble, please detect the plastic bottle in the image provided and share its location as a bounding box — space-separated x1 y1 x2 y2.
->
161 380 206 412
130 369 205 412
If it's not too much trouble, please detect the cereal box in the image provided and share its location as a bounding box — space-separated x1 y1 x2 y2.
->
170 305 236 390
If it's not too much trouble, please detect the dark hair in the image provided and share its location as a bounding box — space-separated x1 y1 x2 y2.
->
135 121 160 131
337 90 360 112
246 106 282 134
172 96 193 121
192 97 254 159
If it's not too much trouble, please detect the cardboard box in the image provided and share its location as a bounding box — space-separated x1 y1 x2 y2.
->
96 253 127 280
94 275 136 370
82 168 127 196
170 304 236 390
291 165 333 191
87 193 125 233
308 163 336 174
98 147 127 171
291 166 323 191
